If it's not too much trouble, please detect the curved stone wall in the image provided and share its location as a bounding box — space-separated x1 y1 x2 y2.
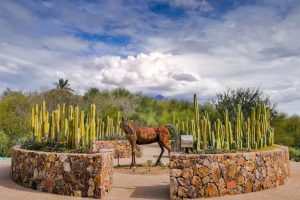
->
94 140 143 158
169 146 290 199
11 146 114 199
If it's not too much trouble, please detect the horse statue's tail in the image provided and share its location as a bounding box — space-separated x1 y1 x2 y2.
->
165 124 180 152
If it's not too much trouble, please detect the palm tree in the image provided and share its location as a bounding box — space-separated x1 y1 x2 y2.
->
53 78 74 93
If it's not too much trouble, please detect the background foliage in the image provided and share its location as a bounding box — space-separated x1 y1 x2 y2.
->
0 84 299 157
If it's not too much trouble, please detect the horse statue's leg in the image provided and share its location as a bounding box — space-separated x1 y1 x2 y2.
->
163 142 171 156
155 142 165 166
155 129 172 166
130 140 136 168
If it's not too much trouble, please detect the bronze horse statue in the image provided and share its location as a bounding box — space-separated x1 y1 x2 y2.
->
120 118 176 167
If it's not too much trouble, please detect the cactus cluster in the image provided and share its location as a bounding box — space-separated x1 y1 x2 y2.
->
173 94 275 151
31 101 124 150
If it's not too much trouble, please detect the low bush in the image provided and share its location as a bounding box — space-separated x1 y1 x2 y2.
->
20 139 93 153
0 130 10 157
99 135 127 141
289 147 300 162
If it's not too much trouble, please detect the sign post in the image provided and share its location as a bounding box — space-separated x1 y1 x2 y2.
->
180 135 194 153
147 160 152 172
116 150 120 167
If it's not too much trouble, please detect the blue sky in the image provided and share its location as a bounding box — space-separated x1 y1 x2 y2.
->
0 0 300 114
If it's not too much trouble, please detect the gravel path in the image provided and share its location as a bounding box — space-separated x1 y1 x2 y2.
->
0 144 299 200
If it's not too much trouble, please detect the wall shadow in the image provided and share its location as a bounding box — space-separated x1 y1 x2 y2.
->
0 164 41 193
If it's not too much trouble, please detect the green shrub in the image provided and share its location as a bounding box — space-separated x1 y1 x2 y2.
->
99 135 127 141
20 139 92 153
289 147 300 162
0 131 10 157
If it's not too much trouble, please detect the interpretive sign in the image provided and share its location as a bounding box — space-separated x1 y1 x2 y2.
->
180 135 193 148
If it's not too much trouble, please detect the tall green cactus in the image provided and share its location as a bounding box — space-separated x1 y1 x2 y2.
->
89 104 96 147
30 102 115 150
74 106 79 148
116 111 121 137
194 94 201 151
204 117 209 149
216 119 222 149
224 109 230 150
80 111 85 147
245 117 251 149
170 94 275 152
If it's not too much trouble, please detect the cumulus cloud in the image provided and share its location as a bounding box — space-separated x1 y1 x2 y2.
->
91 52 224 98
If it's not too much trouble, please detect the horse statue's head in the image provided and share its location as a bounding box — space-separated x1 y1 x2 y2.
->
120 117 136 136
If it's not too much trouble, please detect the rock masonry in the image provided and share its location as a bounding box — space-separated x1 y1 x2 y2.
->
11 146 114 199
169 146 290 199
94 140 142 158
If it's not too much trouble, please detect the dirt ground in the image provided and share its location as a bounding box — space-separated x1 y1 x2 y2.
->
0 143 300 200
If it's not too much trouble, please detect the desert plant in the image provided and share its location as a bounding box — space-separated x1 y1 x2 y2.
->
53 78 74 93
30 101 125 151
289 147 300 162
0 130 10 157
173 94 275 152
194 94 201 151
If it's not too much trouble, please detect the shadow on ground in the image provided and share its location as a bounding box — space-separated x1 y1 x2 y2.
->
0 165 42 194
130 184 169 199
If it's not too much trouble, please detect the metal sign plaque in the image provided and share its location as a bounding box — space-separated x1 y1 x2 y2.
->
180 135 194 148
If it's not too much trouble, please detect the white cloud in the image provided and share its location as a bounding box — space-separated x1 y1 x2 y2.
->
0 0 299 115
90 52 225 99
40 36 88 52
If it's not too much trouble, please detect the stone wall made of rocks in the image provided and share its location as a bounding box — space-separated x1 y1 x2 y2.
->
169 146 290 199
94 140 142 158
11 146 114 199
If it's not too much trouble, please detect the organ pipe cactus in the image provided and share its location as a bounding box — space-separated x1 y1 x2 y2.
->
194 94 201 151
201 117 208 150
89 104 96 147
74 106 79 148
80 111 85 147
116 111 121 137
171 94 275 152
224 109 230 150
30 102 125 150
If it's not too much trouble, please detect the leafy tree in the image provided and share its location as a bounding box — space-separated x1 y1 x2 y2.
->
273 113 300 147
111 88 132 98
84 87 100 100
0 89 31 141
32 89 82 110
53 78 74 93
111 88 139 118
0 130 10 156
0 89 31 156
201 102 219 122
133 96 158 125
214 88 278 122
